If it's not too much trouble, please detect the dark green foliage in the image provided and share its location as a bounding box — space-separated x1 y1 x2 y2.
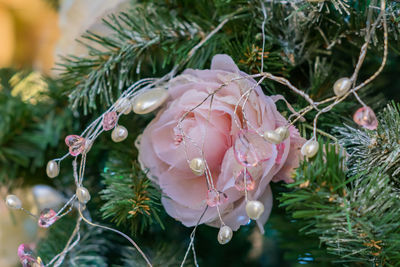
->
37 216 108 266
0 69 74 185
280 141 400 265
337 102 400 184
100 152 163 234
118 243 191 267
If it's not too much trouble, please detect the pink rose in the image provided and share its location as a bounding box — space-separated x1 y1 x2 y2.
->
138 55 304 233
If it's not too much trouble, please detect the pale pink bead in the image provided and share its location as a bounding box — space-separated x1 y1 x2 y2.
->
234 168 255 191
38 208 59 228
65 135 86 156
102 111 118 131
18 244 43 267
233 129 272 167
206 189 228 207
353 106 378 130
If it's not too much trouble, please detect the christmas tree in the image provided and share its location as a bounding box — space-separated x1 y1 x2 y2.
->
2 0 400 266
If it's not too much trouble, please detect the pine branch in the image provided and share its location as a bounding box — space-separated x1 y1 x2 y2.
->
280 141 400 265
37 216 108 266
118 243 192 267
336 102 400 184
100 151 164 234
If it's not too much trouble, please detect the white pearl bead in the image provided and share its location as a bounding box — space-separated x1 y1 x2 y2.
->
301 139 319 158
46 160 59 178
115 98 131 115
111 125 128 142
246 200 264 220
217 225 233 245
76 187 91 204
263 130 281 144
275 126 290 141
131 88 169 115
333 77 352 97
189 157 206 176
6 194 22 209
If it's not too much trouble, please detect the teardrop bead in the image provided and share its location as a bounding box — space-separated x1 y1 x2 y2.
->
234 168 255 191
46 160 59 178
206 189 228 207
38 208 58 228
131 88 169 114
234 129 272 167
65 135 86 156
353 106 378 130
102 111 118 131
18 244 44 267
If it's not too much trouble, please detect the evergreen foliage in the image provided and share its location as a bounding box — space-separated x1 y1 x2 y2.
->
3 0 400 266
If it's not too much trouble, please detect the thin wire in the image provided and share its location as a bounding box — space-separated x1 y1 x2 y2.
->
180 206 208 267
78 205 152 267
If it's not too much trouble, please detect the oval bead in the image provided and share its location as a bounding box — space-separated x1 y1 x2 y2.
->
115 98 131 115
217 225 233 245
131 88 169 115
189 157 206 176
111 125 128 142
333 77 352 97
6 194 22 209
246 200 264 220
46 160 59 178
76 187 91 204
301 139 319 158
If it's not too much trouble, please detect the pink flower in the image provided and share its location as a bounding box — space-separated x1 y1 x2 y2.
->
138 55 305 233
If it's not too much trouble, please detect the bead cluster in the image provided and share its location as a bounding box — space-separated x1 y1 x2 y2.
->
4 86 169 266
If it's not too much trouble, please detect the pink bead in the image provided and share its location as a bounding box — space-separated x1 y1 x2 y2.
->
102 111 118 131
38 209 58 228
65 135 86 156
275 143 285 164
353 106 378 130
206 189 228 207
234 168 255 191
233 129 272 167
18 244 43 267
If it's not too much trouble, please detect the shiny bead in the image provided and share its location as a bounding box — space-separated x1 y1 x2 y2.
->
263 130 282 144
131 88 169 114
234 168 255 191
206 189 228 207
217 225 233 245
76 187 91 204
333 77 352 97
111 125 128 142
17 244 44 267
102 111 118 131
38 208 58 228
6 194 22 209
275 126 290 141
65 135 86 156
189 157 206 176
115 98 131 115
246 200 264 220
234 129 272 167
46 160 59 178
301 139 319 158
353 106 378 130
